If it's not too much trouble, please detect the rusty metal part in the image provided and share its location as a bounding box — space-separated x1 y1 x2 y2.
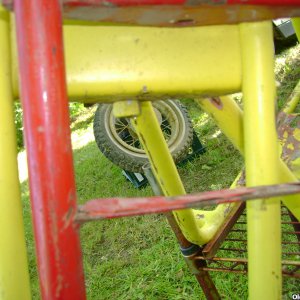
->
76 182 300 222
288 210 300 243
5 0 300 8
2 1 300 27
165 212 194 249
165 212 221 299
194 206 300 279
277 82 300 183
144 163 220 299
59 5 300 27
278 113 300 179
184 256 221 299
59 0 300 5
202 202 245 259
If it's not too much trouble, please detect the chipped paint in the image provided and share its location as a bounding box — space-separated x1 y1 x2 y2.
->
4 0 300 7
209 97 223 109
60 4 300 27
277 113 300 177
294 127 300 141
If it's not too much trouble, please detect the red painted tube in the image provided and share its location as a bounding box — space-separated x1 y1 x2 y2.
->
227 0 300 4
4 0 300 8
14 0 86 299
62 0 300 6
76 182 300 222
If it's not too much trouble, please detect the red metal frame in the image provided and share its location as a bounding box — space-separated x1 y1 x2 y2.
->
76 183 300 221
14 0 86 299
61 0 300 6
60 5 300 27
5 0 300 7
4 0 300 28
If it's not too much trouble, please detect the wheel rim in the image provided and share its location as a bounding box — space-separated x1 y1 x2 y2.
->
105 100 186 158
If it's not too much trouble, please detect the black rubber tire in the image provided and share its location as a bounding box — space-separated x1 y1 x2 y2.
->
93 100 193 173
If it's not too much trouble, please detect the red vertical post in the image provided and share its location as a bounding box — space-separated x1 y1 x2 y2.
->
14 0 86 299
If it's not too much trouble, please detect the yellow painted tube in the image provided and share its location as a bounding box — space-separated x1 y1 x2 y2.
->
0 6 31 300
240 21 281 299
282 79 300 114
131 101 203 244
10 22 242 101
196 96 244 152
196 96 300 220
131 101 238 245
292 18 300 42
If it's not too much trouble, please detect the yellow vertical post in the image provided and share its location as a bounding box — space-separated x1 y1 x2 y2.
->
0 6 31 299
240 21 281 299
292 18 300 42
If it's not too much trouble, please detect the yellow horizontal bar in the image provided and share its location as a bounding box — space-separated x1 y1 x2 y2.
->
10 20 242 102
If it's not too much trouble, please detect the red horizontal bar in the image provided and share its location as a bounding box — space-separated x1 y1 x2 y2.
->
3 0 300 9
228 0 300 5
76 182 300 222
63 0 300 6
3 1 299 27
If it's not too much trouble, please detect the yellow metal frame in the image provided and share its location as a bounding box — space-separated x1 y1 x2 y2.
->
282 79 300 114
126 20 299 299
240 21 281 299
0 6 31 300
2 6 300 299
292 18 300 41
10 20 242 102
129 101 238 245
196 95 300 220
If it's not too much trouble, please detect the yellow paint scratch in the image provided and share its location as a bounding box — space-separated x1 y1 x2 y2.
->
293 128 300 141
287 143 295 150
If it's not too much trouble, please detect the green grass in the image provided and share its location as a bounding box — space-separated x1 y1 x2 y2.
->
20 43 300 299
275 44 300 110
